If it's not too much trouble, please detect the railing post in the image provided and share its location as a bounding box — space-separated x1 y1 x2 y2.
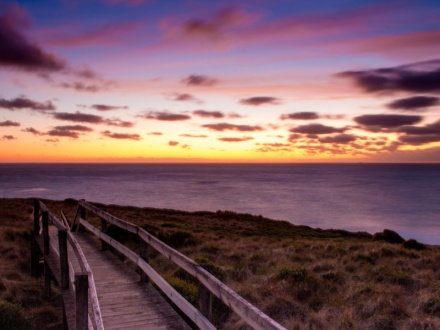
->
139 239 149 283
42 211 50 255
30 230 40 277
44 260 51 297
33 199 40 234
78 203 86 232
59 229 69 290
75 272 89 330
198 284 212 320
100 218 108 251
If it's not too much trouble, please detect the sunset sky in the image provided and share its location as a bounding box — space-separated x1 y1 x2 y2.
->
1 0 440 162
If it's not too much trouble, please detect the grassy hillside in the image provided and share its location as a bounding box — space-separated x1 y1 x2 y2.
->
1 198 440 329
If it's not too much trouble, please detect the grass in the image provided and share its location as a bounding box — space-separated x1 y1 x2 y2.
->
1 197 440 329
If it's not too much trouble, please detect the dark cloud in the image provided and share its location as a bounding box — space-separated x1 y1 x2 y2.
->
53 111 133 127
53 125 93 132
139 111 191 121
193 110 224 118
91 104 128 111
387 96 438 111
339 58 440 94
290 123 347 135
21 127 42 135
59 82 102 92
53 111 103 123
168 140 179 146
168 93 202 104
280 112 319 120
239 96 281 106
46 129 80 138
202 123 263 132
354 114 422 128
319 134 357 144
397 120 440 135
179 134 208 138
0 7 66 72
2 135 16 140
399 135 440 146
148 132 163 135
0 120 20 127
182 75 218 86
217 136 253 142
0 96 55 112
102 130 141 140
46 138 59 143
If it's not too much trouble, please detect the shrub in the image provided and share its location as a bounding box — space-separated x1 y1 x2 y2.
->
0 300 32 329
167 277 198 305
277 267 308 282
420 297 440 316
373 229 404 244
157 230 199 248
195 257 227 281
403 239 426 250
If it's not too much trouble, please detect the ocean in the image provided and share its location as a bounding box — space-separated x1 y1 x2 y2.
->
1 163 439 244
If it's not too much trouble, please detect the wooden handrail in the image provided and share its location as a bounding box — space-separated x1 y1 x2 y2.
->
37 201 104 330
78 200 286 330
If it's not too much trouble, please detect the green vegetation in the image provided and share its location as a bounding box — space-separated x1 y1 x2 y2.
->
1 197 440 329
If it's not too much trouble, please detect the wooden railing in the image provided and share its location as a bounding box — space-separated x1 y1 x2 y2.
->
31 200 104 330
74 199 286 330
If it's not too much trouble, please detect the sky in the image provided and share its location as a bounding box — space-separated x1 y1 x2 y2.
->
1 0 440 163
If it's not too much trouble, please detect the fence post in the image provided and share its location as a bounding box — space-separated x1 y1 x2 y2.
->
33 199 40 234
78 203 86 232
100 218 108 251
42 211 50 255
198 284 212 321
75 272 89 330
139 239 149 283
59 229 69 290
30 230 40 277
44 260 51 297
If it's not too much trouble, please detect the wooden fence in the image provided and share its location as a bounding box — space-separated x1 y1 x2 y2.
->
31 200 104 330
74 199 286 330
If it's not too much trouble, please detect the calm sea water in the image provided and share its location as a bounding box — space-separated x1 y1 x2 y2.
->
1 163 439 244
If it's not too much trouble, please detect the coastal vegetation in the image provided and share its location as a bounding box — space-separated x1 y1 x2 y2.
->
1 197 440 329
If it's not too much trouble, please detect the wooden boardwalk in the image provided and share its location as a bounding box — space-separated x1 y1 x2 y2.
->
47 226 190 330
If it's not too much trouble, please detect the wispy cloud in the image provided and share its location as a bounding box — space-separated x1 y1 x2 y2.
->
182 74 218 86
217 136 253 142
90 104 129 111
239 96 280 106
0 96 55 112
0 120 20 127
202 123 263 132
139 111 191 121
280 112 319 120
102 130 142 140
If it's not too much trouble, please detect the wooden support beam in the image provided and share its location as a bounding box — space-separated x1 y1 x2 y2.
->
44 260 51 297
198 284 212 321
42 211 50 255
58 229 69 290
75 272 89 330
139 239 149 283
100 218 108 251
33 199 40 234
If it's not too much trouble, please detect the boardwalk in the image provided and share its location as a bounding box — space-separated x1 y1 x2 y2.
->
33 200 286 330
46 226 190 330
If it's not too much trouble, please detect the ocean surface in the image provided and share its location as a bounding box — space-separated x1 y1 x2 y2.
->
1 163 439 244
